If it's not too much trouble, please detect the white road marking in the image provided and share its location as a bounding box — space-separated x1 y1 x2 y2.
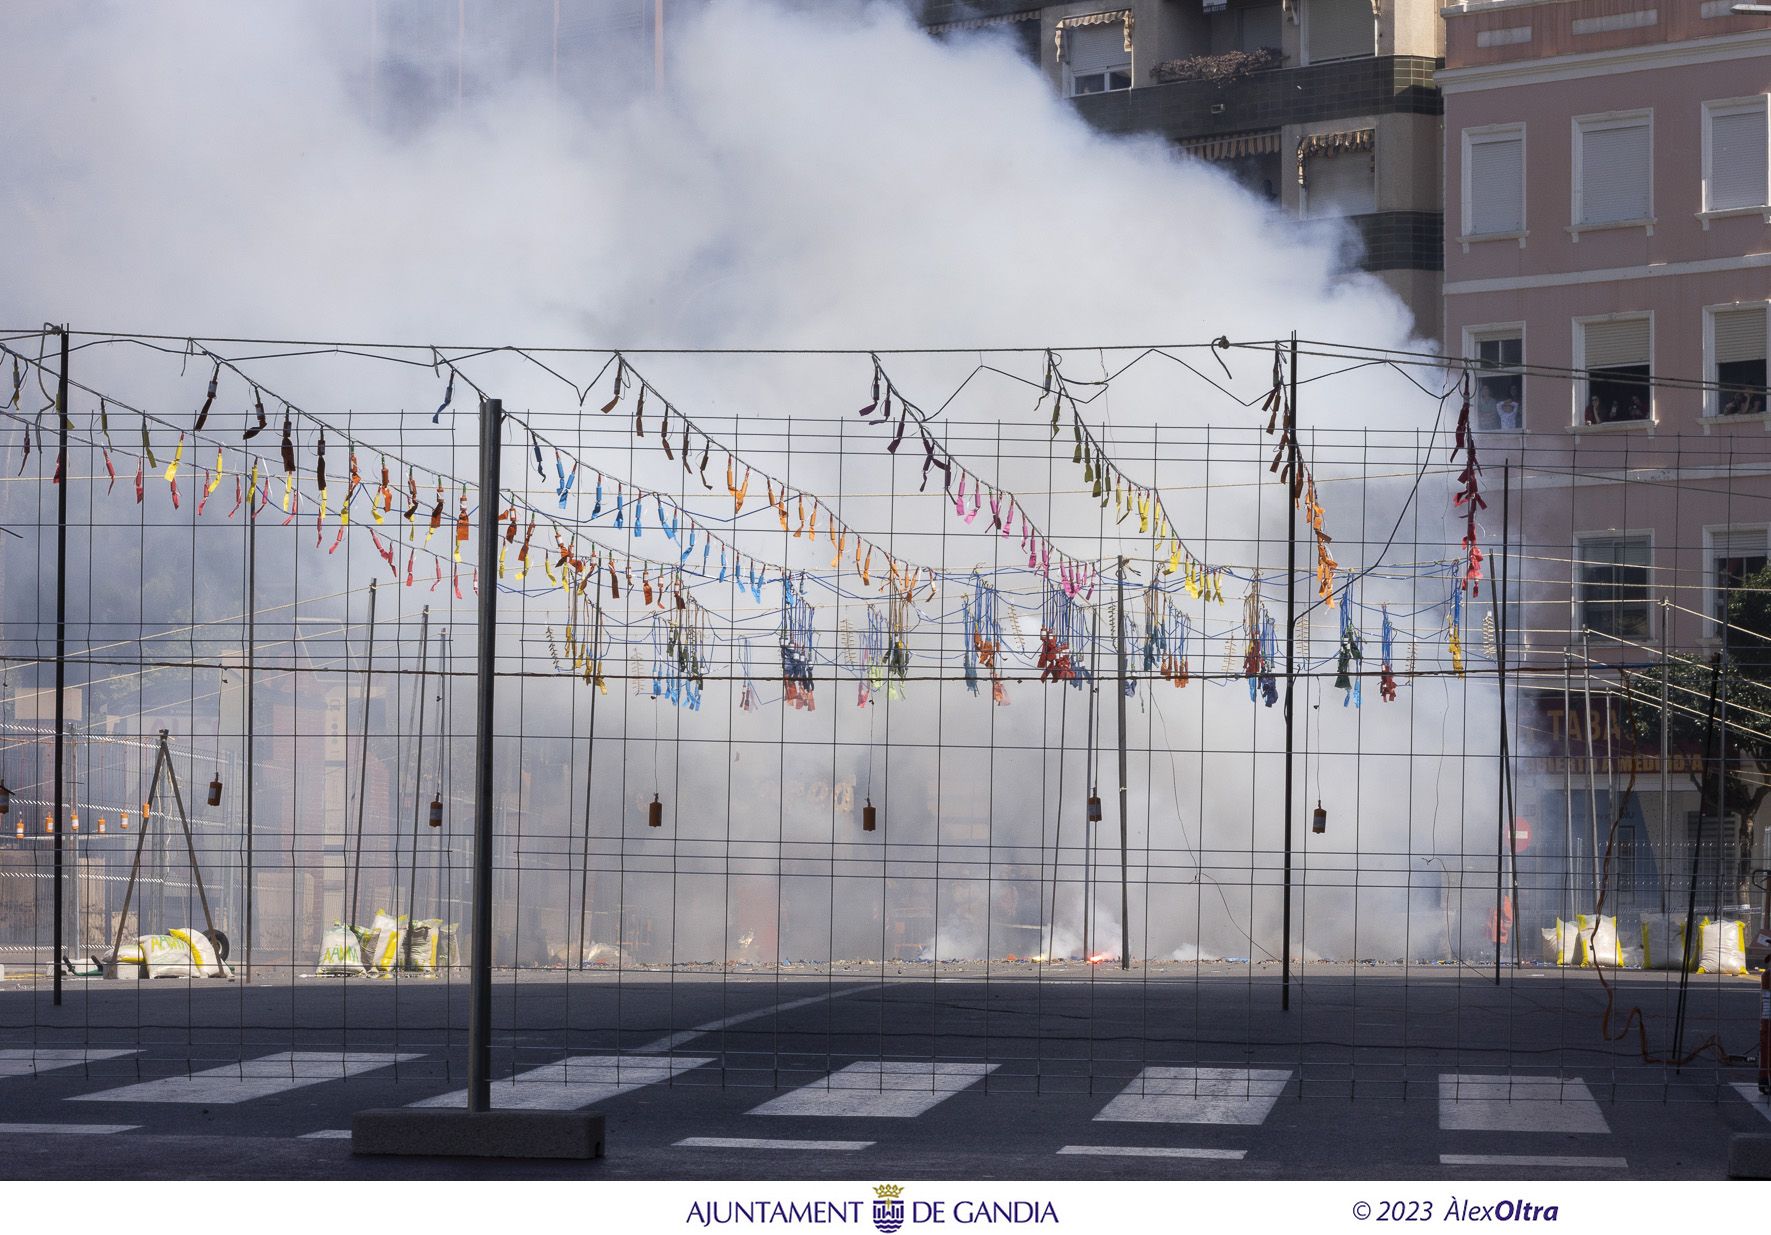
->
1730 1083 1771 1122
69 1051 421 1105
0 1122 136 1135
748 1060 997 1118
1094 1067 1292 1126
0 1049 138 1076
675 1136 873 1151
1437 1074 1609 1134
1441 1154 1627 1169
1059 1144 1246 1160
299 1129 353 1139
633 985 873 1054
413 1055 713 1111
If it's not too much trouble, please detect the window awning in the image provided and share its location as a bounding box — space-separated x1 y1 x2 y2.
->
927 9 1041 35
1180 131 1280 161
1295 127 1375 186
1055 9 1134 60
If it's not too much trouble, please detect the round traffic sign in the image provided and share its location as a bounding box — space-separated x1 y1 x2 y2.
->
1511 817 1531 853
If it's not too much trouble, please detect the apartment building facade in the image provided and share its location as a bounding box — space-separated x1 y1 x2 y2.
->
922 0 1448 332
1441 0 1771 921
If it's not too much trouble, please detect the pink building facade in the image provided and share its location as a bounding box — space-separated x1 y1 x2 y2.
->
1441 2 1771 921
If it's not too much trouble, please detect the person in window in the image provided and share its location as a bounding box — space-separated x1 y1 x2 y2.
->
1496 395 1520 430
1723 392 1744 416
1626 395 1645 421
1585 395 1602 425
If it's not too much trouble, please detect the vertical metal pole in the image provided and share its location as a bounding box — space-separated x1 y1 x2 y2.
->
1582 631 1600 904
401 607 431 971
1114 555 1130 970
1674 654 1725 1064
1495 461 1510 982
468 398 502 1114
1083 610 1099 961
1502 463 1521 967
1659 602 1670 915
244 502 256 981
1562 655 1575 922
575 606 602 968
52 324 69 1003
347 580 379 927
654 0 666 88
1282 331 1298 1011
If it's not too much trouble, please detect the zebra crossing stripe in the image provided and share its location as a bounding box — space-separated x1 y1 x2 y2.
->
412 1055 713 1110
69 1051 421 1105
1094 1067 1292 1126
1437 1074 1609 1134
748 1061 997 1118
0 1049 138 1076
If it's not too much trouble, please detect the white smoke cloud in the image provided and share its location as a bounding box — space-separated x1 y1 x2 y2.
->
0 0 1498 965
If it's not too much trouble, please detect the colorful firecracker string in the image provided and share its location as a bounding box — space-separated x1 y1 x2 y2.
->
0 330 1497 714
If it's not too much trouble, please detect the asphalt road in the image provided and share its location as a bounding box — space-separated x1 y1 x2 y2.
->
0 965 1765 1180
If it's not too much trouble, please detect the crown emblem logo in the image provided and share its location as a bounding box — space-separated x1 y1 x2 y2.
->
873 1185 904 1200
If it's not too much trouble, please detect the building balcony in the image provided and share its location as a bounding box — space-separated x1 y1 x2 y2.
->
1071 54 1442 141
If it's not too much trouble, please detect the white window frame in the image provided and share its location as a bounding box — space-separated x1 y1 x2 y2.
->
1573 312 1655 428
1702 300 1771 418
1703 524 1771 637
1061 18 1133 98
1460 124 1527 244
1464 323 1527 431
1700 96 1771 222
1573 531 1655 641
1068 65 1133 96
1570 110 1654 234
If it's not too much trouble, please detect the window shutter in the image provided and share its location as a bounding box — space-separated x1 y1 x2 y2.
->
1710 106 1768 210
1306 150 1376 218
1307 0 1371 63
1712 528 1768 560
1468 135 1524 235
1579 121 1651 224
1067 24 1128 74
1583 318 1650 369
1715 306 1768 365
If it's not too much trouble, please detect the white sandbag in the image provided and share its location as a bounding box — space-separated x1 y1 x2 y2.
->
1541 920 1578 966
403 919 442 972
1696 918 1748 975
363 910 406 972
138 933 195 979
316 922 366 975
169 927 228 978
1640 913 1690 971
1577 914 1622 968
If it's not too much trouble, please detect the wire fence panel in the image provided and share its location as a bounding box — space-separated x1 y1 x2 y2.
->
0 332 1765 1121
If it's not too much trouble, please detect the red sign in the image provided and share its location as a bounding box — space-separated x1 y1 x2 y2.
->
1511 818 1532 854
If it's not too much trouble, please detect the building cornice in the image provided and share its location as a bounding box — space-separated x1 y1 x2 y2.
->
1446 250 1771 296
1437 28 1771 93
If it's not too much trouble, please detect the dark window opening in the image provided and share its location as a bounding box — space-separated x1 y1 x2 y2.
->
1583 365 1650 424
